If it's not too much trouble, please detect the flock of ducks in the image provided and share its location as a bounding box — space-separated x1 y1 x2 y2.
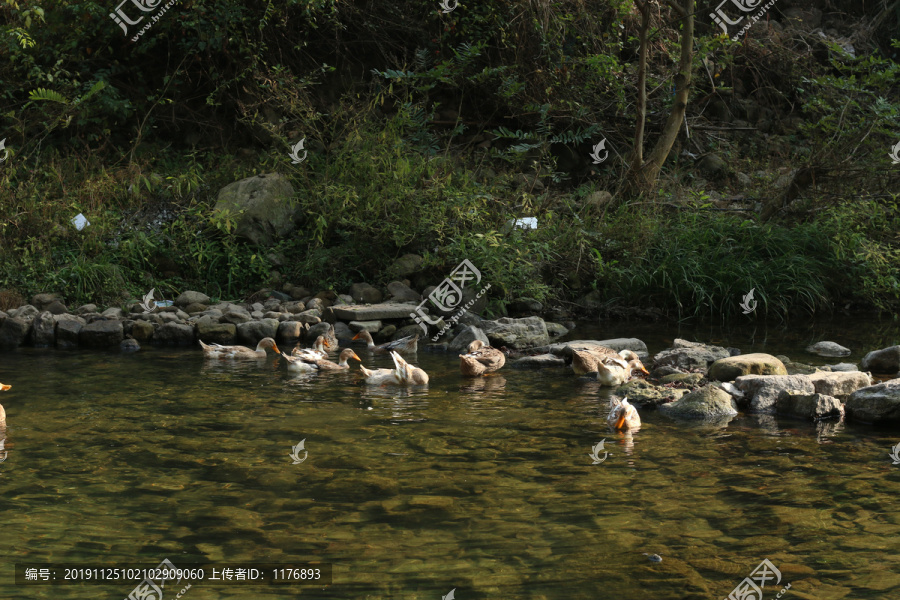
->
0 336 650 435
195 329 650 431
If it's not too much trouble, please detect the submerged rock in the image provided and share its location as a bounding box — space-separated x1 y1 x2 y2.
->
618 379 688 408
658 385 738 420
806 341 851 357
708 353 788 381
120 337 141 352
776 391 843 421
734 374 815 412
845 379 900 423
510 354 565 368
860 345 900 374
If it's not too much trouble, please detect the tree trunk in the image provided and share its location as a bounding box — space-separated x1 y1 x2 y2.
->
624 0 694 198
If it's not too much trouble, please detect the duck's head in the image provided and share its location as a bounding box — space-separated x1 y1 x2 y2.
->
259 337 281 353
0 383 10 392
467 339 486 353
313 335 331 351
340 348 362 363
352 330 374 343
619 350 649 374
611 398 638 429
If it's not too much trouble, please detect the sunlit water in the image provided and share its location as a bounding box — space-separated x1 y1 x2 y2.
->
2 318 900 599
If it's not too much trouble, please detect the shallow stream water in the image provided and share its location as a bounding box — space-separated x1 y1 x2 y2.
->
2 318 900 599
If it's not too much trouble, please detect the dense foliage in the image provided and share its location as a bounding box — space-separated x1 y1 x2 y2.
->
1 0 899 319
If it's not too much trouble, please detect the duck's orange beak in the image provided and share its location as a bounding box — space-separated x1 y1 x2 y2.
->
615 412 626 429
351 351 361 362
352 332 362 341
639 366 649 374
323 339 331 347
272 344 281 354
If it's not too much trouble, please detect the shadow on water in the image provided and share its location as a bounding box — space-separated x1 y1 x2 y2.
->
1 318 899 599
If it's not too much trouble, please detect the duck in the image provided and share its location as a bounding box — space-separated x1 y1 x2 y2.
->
459 340 506 377
359 351 429 385
291 335 330 359
0 382 8 428
608 397 641 430
352 330 419 353
281 347 361 373
199 337 281 359
571 348 648 385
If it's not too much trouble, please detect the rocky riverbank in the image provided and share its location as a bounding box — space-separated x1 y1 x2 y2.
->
3 287 900 427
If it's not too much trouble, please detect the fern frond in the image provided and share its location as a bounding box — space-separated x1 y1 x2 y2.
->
28 88 69 104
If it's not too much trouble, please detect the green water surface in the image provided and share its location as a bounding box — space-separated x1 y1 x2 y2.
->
2 319 900 599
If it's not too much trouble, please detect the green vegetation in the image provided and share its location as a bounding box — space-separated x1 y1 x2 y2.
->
1 0 899 320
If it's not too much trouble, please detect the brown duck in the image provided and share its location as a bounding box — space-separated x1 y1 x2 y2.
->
459 340 506 377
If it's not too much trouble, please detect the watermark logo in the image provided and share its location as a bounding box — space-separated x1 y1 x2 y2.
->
589 439 608 464
740 288 757 314
589 138 609 164
0 138 8 163
442 588 456 600
289 138 307 164
711 0 778 41
290 439 308 464
889 141 900 165
0 438 7 463
110 0 183 42
125 557 190 600
410 259 491 341
723 558 789 600
438 0 458 13
889 443 900 465
138 288 159 313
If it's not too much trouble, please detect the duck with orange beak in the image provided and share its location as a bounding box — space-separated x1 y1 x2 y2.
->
608 397 641 431
0 382 9 428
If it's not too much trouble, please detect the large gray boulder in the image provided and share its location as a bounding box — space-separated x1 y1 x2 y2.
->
734 374 814 412
808 371 871 398
448 326 490 352
776 392 843 421
0 317 30 348
79 320 124 348
237 319 279 345
213 173 299 245
156 322 195 345
386 281 420 303
845 379 900 424
349 283 383 305
658 385 738 420
654 339 730 371
54 315 85 348
480 317 549 349
708 353 788 381
860 346 900 374
175 291 211 307
511 354 565 368
196 316 237 345
30 311 56 347
387 254 424 279
31 293 64 311
276 321 305 344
